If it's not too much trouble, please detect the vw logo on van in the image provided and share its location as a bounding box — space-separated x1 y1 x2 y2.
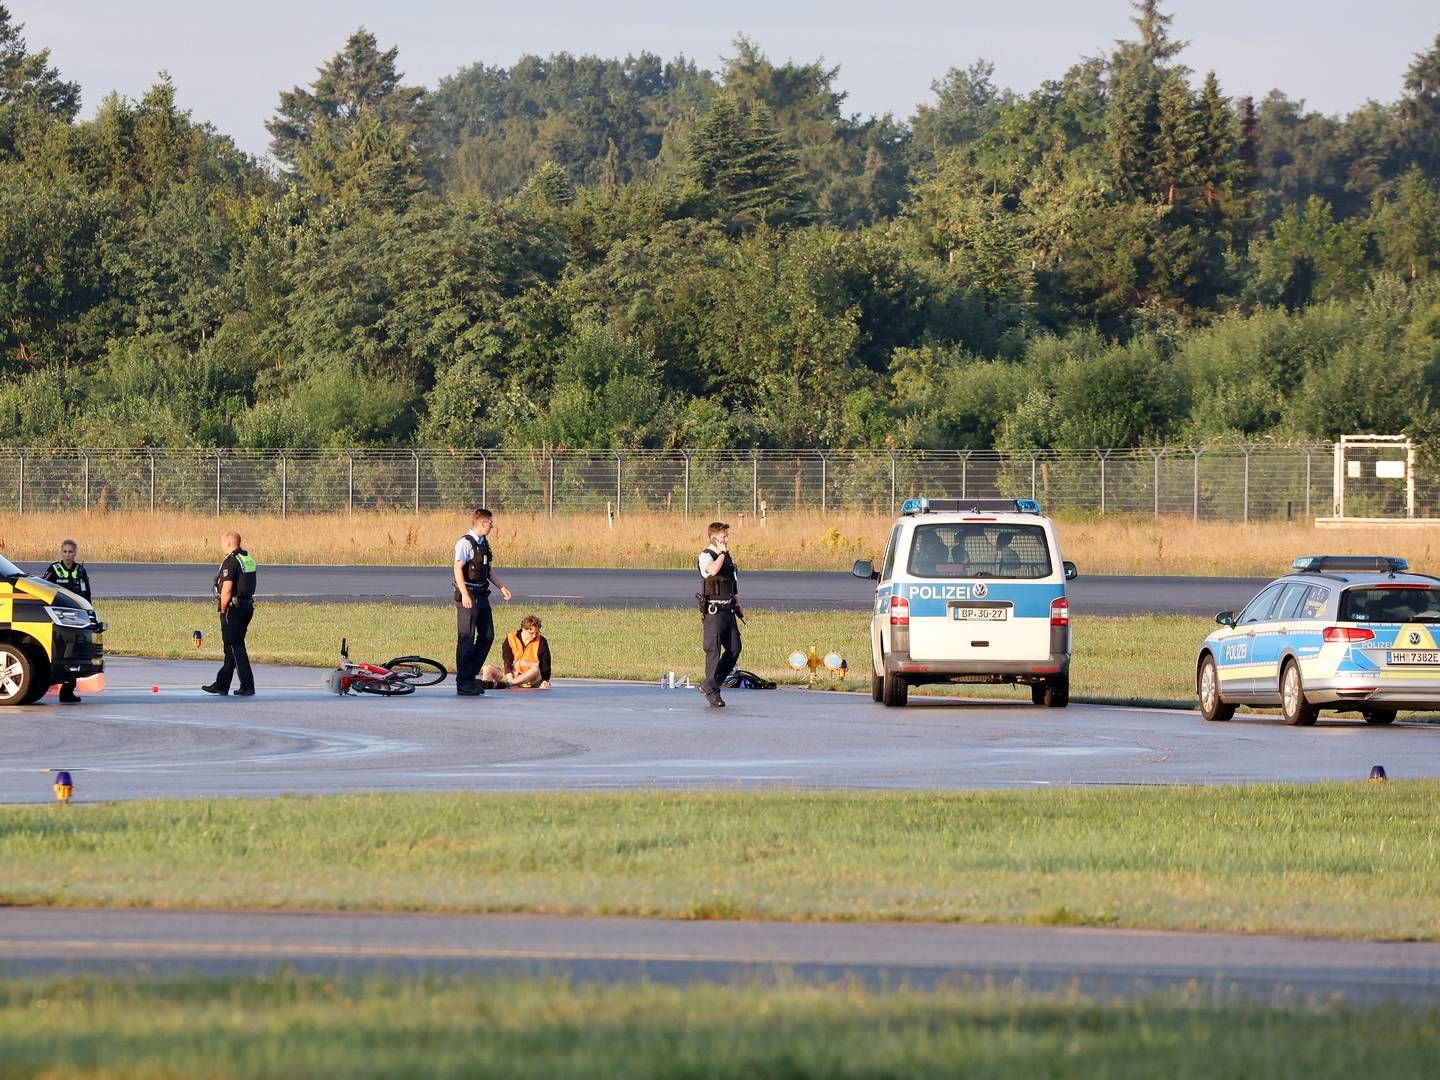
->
1410 631 1422 645
972 582 989 598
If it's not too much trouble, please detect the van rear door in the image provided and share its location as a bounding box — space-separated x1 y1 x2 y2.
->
902 521 1059 663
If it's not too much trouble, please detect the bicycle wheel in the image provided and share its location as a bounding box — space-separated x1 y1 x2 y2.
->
382 656 448 687
355 678 416 696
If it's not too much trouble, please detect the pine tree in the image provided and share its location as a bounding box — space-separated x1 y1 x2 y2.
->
686 94 810 230
267 27 425 173
1155 72 1201 206
1399 33 1440 177
1373 166 1440 280
0 4 79 119
521 159 576 209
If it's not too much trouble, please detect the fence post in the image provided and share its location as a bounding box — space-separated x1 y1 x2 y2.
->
1243 445 1253 524
82 451 90 513
148 450 155 514
1304 446 1313 518
16 449 23 514
820 452 828 513
1098 450 1110 515
1152 448 1162 518
889 453 897 513
1192 448 1202 521
481 453 488 509
547 452 555 517
215 449 222 516
1030 453 1038 501
281 453 288 518
346 452 354 515
682 451 691 518
413 450 421 515
752 452 759 517
615 451 623 517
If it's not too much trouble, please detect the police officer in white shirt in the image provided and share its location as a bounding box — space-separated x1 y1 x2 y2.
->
697 521 742 707
452 507 512 695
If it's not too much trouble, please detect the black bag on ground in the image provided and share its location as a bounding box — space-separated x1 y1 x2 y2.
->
722 669 776 690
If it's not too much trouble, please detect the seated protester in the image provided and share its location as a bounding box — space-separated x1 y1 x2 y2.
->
481 614 552 689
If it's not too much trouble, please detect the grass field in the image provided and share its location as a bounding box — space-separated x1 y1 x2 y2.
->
6 508 1440 574
3 975 1437 1078
5 786 1439 938
100 598 1206 705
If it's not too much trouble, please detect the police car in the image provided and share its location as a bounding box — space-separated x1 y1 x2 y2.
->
1197 555 1440 725
0 552 105 705
854 498 1077 707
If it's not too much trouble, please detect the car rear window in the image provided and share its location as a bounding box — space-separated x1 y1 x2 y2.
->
906 523 1053 579
1340 586 1440 623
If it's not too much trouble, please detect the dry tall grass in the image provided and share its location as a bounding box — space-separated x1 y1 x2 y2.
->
4 509 1440 575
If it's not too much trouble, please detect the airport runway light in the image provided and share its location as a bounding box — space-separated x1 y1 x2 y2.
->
1369 765 1388 782
53 770 73 804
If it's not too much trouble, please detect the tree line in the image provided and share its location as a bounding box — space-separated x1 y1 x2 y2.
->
2 1 1439 451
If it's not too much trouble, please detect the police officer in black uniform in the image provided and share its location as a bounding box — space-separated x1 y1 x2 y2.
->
42 539 91 704
697 521 743 708
452 507 513 696
202 530 257 696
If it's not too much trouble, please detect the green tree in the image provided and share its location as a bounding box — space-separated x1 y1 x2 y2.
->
1399 33 1440 177
686 94 810 231
1372 167 1440 280
0 3 79 154
267 28 425 175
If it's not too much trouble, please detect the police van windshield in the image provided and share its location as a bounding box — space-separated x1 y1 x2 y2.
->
1340 586 1440 623
906 523 1052 579
0 554 21 578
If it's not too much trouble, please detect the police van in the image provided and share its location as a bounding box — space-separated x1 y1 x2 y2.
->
0 553 105 705
853 498 1077 708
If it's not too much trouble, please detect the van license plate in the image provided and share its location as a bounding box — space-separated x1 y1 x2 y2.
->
953 607 1007 621
1387 650 1440 665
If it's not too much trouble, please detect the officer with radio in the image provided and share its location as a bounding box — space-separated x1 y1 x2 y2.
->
202 531 257 697
697 521 743 708
42 539 91 704
453 507 513 696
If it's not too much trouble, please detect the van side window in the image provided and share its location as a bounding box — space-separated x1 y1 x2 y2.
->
880 525 901 581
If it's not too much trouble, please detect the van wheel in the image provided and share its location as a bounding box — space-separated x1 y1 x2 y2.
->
1040 676 1069 708
870 673 883 702
1362 709 1397 725
1280 661 1318 726
1197 655 1235 722
882 672 908 707
0 643 42 706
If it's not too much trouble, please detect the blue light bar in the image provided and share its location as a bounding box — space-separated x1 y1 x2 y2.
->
1292 555 1409 573
900 497 1043 516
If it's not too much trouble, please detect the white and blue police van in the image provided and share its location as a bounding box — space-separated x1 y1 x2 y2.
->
854 498 1077 708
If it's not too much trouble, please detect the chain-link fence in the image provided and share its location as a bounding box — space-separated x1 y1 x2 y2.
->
0 446 1347 520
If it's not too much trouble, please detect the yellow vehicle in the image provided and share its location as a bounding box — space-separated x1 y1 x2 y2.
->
0 553 105 705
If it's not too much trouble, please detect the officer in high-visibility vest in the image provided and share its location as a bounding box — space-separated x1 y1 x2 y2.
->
42 539 91 704
202 531 257 697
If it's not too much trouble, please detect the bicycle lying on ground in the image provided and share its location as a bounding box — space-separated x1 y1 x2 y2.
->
326 639 448 696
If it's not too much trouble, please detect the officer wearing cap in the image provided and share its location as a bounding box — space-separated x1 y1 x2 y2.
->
202 530 257 697
453 507 513 696
42 539 91 704
697 521 743 708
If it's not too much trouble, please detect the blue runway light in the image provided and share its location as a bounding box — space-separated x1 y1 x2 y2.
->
53 770 74 804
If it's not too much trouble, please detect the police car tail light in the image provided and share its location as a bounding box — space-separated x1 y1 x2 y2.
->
1323 627 1375 643
1049 597 1069 627
890 595 910 627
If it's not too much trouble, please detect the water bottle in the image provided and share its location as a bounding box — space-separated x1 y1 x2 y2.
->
660 672 671 689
